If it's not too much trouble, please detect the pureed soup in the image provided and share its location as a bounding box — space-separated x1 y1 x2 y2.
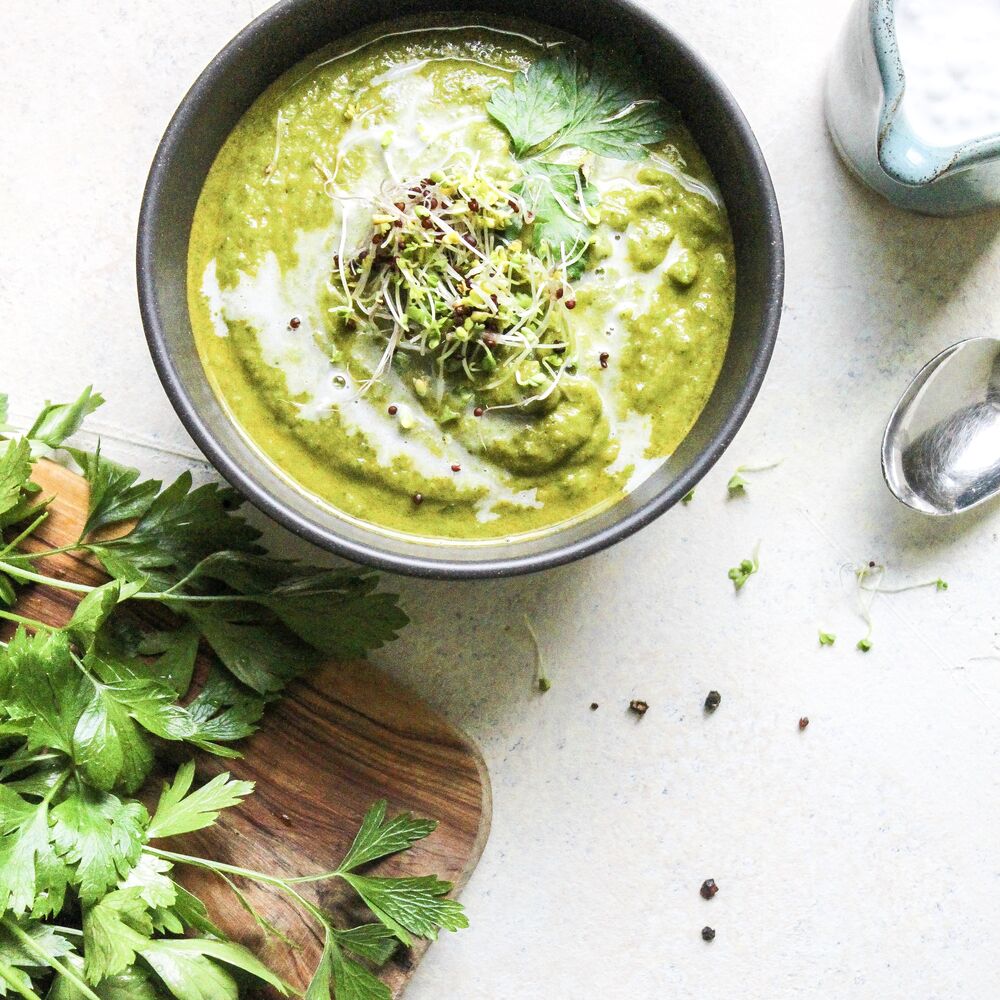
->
188 15 735 541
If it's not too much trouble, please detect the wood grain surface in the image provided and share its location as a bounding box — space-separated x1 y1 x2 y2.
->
9 460 492 997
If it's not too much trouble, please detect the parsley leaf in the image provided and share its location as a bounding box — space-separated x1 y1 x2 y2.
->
487 50 674 160
337 800 437 872
25 387 105 452
487 50 674 272
517 160 596 277
0 440 33 523
139 938 288 999
67 447 160 538
726 473 748 498
81 887 152 982
339 875 468 946
49 785 146 905
146 763 253 841
88 473 262 589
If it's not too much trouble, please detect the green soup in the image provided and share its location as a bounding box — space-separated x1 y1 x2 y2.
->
188 16 735 541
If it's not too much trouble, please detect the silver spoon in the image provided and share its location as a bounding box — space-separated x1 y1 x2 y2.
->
882 337 1000 515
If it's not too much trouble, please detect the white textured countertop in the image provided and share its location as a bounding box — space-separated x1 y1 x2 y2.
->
3 2 1000 997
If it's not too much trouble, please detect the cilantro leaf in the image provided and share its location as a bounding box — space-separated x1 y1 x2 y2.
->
340 874 467 945
50 786 147 905
67 447 160 538
337 800 437 873
146 763 253 841
25 387 104 451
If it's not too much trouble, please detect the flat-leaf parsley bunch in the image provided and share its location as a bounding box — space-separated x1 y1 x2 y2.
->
0 389 466 1000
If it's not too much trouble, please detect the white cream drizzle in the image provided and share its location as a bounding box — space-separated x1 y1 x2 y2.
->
202 56 718 513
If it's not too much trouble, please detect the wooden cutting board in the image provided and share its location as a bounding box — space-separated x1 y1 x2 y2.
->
9 460 491 997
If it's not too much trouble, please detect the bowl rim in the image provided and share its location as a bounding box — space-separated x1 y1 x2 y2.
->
137 0 784 579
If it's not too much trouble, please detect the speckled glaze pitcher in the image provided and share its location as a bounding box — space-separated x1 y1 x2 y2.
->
826 0 1000 215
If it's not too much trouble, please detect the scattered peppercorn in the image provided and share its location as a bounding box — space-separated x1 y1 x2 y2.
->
799 716 809 730
599 352 610 369
387 405 398 415
869 560 876 568
565 298 577 310
700 878 718 900
628 699 649 718
468 198 480 212
451 463 461 473
412 493 424 506
590 702 599 711
702 926 716 942
473 406 484 417
555 287 564 299
288 316 301 329
704 690 722 713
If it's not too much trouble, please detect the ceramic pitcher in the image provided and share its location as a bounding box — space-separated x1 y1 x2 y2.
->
826 0 1000 215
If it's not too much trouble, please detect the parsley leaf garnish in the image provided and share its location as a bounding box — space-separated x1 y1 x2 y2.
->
487 50 675 159
487 50 675 268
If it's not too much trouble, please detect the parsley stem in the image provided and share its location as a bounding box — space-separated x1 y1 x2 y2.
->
0 608 53 633
145 847 322 916
0 961 43 1000
0 560 95 594
2 542 85 562
0 918 102 1000
0 511 50 559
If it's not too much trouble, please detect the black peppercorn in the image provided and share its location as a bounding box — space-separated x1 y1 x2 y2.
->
704 690 721 713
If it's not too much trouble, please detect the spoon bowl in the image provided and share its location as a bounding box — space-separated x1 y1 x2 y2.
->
882 337 1000 515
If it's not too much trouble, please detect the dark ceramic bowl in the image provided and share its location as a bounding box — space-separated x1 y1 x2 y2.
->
138 0 783 578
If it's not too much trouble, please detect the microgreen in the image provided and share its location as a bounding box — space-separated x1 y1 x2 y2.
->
328 166 578 412
728 544 760 591
726 474 748 498
818 631 836 647
0 389 463 1000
